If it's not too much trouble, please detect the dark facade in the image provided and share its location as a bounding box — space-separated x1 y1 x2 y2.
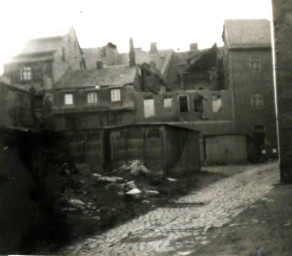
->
272 0 292 182
221 19 278 158
0 81 34 129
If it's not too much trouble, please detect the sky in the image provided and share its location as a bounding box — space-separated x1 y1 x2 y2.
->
0 0 273 73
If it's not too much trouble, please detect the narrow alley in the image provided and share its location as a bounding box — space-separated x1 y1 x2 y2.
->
60 161 279 255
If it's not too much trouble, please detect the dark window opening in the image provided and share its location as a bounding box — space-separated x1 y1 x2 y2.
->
179 96 188 112
249 56 261 72
194 96 204 112
65 116 76 129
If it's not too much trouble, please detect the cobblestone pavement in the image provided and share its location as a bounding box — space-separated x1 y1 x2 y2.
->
60 162 279 255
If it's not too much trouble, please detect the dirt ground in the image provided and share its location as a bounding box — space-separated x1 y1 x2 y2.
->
193 183 292 256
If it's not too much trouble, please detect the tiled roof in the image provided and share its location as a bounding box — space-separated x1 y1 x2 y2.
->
223 19 271 48
56 65 137 88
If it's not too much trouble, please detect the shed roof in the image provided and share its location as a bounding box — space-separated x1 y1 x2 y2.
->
56 65 138 88
223 19 271 48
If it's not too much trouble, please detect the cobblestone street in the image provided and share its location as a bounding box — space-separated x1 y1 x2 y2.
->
60 161 279 255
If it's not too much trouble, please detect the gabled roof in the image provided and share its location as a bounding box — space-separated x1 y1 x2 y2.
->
56 65 138 88
223 19 271 48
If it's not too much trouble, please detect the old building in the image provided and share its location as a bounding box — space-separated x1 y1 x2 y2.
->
120 41 179 88
83 42 122 69
272 0 292 182
3 25 86 92
50 64 140 130
222 19 278 159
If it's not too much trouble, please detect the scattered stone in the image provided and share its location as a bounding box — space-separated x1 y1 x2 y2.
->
120 160 153 176
126 188 142 195
167 177 177 182
178 251 192 255
200 240 210 245
145 190 160 196
68 198 87 209
284 222 291 226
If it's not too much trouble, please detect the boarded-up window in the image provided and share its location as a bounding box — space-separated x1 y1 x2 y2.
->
212 95 222 113
144 98 155 117
249 56 261 72
64 93 74 105
87 92 98 103
164 97 172 108
194 95 204 112
251 94 264 109
111 89 121 102
179 96 188 112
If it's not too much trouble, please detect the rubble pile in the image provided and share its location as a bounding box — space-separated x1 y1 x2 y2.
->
53 160 188 239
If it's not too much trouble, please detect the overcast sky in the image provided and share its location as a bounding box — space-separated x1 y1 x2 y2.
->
0 0 272 73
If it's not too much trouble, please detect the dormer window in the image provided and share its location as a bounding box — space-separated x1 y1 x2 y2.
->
87 92 98 104
64 93 74 105
111 89 121 102
20 66 32 81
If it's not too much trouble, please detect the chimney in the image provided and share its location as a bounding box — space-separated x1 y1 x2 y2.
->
96 61 103 70
150 42 158 54
129 37 136 67
190 43 198 51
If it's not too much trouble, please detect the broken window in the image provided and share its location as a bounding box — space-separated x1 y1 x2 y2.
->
111 89 121 102
212 95 222 113
87 92 98 104
144 98 155 118
163 97 172 108
251 94 264 109
179 96 188 112
64 93 74 105
20 66 32 81
194 95 204 112
249 56 261 72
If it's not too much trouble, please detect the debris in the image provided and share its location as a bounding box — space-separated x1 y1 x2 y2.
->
120 160 153 176
122 180 138 191
200 240 210 245
126 188 141 195
178 251 192 255
142 200 151 204
96 176 124 184
284 222 291 227
167 177 177 182
68 198 87 209
145 190 160 196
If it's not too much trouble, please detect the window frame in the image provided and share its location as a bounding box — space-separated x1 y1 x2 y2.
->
251 94 264 109
163 97 173 109
111 89 121 102
249 55 261 72
179 95 189 112
64 93 74 105
87 91 98 104
20 66 32 81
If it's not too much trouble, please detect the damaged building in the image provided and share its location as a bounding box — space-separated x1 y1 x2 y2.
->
1 19 278 168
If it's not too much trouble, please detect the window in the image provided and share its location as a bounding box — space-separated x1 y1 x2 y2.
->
64 93 74 105
251 94 264 109
111 89 121 102
87 92 98 104
33 64 42 81
20 66 32 81
163 97 172 108
179 96 188 112
194 95 204 112
144 98 155 117
212 95 222 113
249 56 261 72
